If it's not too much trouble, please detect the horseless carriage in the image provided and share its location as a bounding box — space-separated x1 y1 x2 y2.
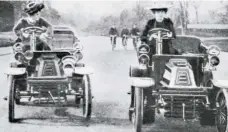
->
129 28 228 132
5 25 93 122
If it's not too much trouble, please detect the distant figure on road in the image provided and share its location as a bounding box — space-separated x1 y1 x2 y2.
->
109 25 118 51
13 1 53 51
131 24 140 51
121 25 130 50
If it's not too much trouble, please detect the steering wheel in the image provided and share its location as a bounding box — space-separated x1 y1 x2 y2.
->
22 26 46 36
148 28 172 41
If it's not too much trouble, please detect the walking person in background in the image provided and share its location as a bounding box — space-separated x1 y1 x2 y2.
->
121 25 130 50
131 24 140 51
109 25 118 51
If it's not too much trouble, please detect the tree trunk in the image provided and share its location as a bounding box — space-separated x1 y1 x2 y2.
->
195 10 199 24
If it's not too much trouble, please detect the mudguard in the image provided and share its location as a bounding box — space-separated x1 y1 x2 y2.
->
212 80 228 89
4 68 26 75
74 66 94 75
130 77 155 88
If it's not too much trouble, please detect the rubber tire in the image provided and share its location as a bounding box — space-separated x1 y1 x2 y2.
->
8 75 15 123
134 88 143 132
82 75 92 120
216 90 228 132
129 86 135 122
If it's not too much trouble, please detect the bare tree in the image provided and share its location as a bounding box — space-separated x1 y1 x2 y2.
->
191 1 201 24
177 1 189 35
120 9 129 28
132 1 150 29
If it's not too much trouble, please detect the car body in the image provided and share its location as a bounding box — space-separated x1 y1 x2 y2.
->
129 28 226 132
5 25 93 123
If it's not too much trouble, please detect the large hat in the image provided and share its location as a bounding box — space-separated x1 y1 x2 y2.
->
24 2 45 15
148 3 172 12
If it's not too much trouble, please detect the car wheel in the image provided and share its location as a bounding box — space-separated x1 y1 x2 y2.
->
129 86 135 122
132 88 143 132
216 89 228 132
82 75 92 120
8 75 15 122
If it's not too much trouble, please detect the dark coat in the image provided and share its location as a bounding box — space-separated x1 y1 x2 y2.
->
131 28 140 36
13 17 52 38
121 28 130 37
140 18 177 54
141 18 176 44
109 27 118 36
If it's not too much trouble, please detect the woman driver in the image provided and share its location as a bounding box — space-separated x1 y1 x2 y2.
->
13 1 53 51
141 4 176 55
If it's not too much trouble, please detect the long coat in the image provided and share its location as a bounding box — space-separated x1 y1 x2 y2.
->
141 18 176 54
109 27 118 36
121 28 130 37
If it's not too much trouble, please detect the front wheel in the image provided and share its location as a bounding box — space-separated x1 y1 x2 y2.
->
133 88 143 132
82 75 92 120
216 89 228 132
8 75 15 122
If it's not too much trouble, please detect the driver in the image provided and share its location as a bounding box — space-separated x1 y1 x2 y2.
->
13 1 53 51
141 4 176 55
137 4 177 121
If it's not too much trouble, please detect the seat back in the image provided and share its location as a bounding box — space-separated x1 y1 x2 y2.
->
172 36 202 54
52 30 76 50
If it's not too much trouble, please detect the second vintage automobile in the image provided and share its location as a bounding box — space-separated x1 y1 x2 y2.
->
128 28 227 132
5 25 93 122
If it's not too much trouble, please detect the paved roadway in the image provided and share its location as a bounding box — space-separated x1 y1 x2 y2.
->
0 36 226 132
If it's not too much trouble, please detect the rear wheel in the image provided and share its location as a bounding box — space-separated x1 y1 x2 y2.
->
132 88 143 132
82 75 92 120
216 89 228 132
8 75 15 122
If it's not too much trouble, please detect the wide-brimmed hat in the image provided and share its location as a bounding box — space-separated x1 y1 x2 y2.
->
148 4 172 13
24 2 45 15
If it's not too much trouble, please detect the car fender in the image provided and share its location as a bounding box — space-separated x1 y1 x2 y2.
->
130 77 155 88
212 80 228 89
4 68 26 75
74 66 94 75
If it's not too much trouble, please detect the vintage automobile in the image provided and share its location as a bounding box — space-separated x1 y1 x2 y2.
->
5 25 93 122
128 28 227 132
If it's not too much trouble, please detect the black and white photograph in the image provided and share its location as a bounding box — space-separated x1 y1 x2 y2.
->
0 0 228 132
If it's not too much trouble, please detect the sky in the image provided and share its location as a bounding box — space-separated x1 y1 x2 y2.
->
47 0 226 23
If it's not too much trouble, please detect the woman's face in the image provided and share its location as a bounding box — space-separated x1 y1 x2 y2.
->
154 10 166 22
29 12 40 22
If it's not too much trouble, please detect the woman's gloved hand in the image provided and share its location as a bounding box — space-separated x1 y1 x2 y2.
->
39 33 50 43
20 28 29 39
